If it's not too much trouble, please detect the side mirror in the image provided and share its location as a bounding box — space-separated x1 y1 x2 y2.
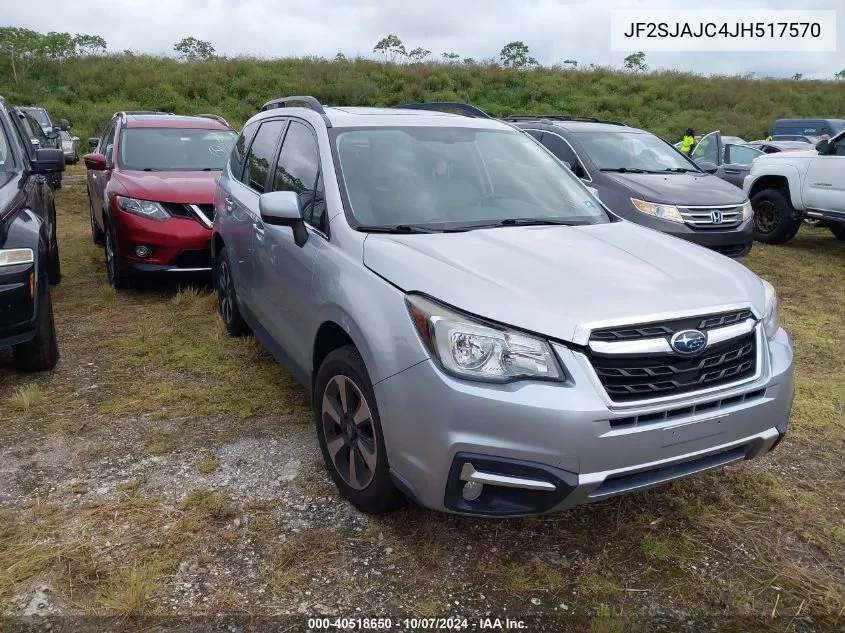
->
815 139 830 155
53 124 61 132
259 190 308 247
83 153 108 170
59 118 71 131
45 130 58 140
697 161 719 174
31 148 65 174
88 137 101 149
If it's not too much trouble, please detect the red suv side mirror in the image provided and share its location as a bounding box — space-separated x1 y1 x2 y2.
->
84 153 108 170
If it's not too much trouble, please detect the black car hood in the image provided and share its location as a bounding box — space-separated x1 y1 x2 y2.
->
602 172 747 206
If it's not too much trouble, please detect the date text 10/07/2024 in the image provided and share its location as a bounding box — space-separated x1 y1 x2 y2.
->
307 617 528 630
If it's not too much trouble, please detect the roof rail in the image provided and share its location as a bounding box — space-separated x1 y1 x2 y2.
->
392 102 492 119
194 113 231 128
502 114 628 126
114 110 175 123
260 96 331 127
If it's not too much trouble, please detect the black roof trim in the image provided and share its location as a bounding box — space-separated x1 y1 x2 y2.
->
391 102 492 119
502 115 628 127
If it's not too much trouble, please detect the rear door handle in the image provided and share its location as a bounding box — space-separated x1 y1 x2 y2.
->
254 222 265 241
725 169 742 174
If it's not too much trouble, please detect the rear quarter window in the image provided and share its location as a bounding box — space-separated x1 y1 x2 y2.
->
230 121 260 180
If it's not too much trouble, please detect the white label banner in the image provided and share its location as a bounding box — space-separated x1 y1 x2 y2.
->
610 10 837 52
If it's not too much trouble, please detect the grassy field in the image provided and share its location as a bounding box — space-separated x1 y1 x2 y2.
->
2 55 845 143
0 165 844 631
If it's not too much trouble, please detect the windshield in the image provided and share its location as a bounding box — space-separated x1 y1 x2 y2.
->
332 127 608 230
23 108 50 128
573 131 698 172
119 128 237 171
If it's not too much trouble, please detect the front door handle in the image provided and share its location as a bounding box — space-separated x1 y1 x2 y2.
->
224 196 234 212
724 169 742 175
254 222 265 242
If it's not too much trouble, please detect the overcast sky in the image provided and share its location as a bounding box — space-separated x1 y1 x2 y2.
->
3 0 843 78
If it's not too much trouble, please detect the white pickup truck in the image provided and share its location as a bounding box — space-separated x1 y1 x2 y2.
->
743 130 845 244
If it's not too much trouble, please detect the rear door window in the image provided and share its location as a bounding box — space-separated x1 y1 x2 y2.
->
230 120 259 181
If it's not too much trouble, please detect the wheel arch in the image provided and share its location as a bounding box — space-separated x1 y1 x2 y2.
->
748 167 802 209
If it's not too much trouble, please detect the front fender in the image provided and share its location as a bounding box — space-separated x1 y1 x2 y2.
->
746 164 804 210
312 277 429 388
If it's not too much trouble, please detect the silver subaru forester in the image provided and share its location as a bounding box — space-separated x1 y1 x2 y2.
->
211 97 794 517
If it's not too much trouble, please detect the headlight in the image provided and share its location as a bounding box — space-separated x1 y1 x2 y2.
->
406 294 563 382
116 196 169 222
0 248 34 267
761 279 780 338
630 198 684 223
741 200 753 222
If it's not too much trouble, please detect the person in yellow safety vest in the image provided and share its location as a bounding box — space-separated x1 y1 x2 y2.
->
764 131 772 141
681 128 695 155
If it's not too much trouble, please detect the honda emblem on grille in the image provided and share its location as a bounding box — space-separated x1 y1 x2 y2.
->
710 210 723 224
670 329 707 355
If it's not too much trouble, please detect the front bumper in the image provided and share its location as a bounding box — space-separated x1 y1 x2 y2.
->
0 260 38 349
375 327 794 517
112 211 213 274
634 215 754 257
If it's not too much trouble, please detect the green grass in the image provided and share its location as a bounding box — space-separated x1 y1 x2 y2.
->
2 55 844 142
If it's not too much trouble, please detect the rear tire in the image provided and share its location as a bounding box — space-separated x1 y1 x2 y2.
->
751 189 801 244
216 247 250 337
830 222 845 241
89 194 105 246
313 346 405 515
13 283 59 372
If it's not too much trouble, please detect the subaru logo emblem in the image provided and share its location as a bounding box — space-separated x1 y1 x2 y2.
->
670 329 707 355
710 210 723 224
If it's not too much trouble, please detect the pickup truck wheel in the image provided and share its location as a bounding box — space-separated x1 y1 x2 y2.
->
751 189 801 244
12 283 59 372
215 247 250 337
314 346 405 515
829 223 845 240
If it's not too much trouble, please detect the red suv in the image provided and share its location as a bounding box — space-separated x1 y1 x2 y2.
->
83 111 237 288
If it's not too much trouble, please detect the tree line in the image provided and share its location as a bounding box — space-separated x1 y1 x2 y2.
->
1 27 843 81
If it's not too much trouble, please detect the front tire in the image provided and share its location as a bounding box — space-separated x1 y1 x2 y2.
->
215 247 250 337
13 283 59 372
313 346 404 515
830 222 845 241
104 219 130 289
751 189 801 244
47 225 61 285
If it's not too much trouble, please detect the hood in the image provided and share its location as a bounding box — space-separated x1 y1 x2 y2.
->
363 222 764 343
758 149 818 161
603 172 747 206
112 170 220 204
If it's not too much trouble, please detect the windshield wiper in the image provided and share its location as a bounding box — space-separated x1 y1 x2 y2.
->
467 218 580 230
359 224 442 234
660 167 701 173
599 167 653 174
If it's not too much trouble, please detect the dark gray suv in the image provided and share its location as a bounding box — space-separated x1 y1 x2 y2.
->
503 116 755 258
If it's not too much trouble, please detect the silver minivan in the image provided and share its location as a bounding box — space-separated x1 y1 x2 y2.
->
211 97 794 517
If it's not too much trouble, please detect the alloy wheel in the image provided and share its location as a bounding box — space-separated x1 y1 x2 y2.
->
754 202 777 234
218 260 233 324
105 228 116 284
321 375 378 490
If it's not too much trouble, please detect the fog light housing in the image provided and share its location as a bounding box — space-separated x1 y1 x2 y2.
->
133 245 152 259
462 481 483 501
